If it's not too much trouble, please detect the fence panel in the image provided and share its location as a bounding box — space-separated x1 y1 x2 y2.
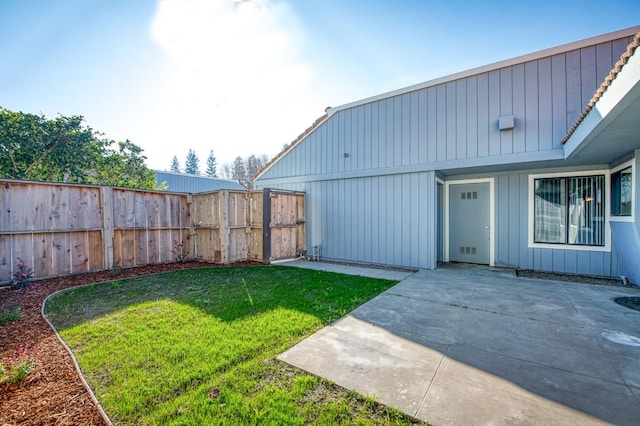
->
0 181 105 280
263 189 306 261
192 190 221 263
111 189 190 268
1 180 305 281
191 190 264 263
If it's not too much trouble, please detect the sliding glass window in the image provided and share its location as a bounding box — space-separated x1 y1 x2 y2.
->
534 175 605 246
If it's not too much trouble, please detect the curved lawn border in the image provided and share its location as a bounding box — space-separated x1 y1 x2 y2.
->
42 282 119 426
38 266 258 426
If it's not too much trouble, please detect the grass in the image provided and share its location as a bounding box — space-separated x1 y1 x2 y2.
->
0 306 21 325
45 265 419 425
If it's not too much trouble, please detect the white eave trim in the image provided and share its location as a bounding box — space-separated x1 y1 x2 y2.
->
328 26 640 117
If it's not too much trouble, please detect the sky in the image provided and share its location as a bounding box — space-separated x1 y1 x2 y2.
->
1 0 639 171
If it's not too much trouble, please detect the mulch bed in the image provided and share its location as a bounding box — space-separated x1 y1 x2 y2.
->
515 269 637 288
614 297 640 311
0 260 261 425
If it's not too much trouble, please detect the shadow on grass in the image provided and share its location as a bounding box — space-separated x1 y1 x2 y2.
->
44 265 396 330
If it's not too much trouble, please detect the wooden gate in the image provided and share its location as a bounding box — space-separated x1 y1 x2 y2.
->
262 189 306 261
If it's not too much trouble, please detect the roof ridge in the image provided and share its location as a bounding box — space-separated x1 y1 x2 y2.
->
329 26 640 116
561 32 640 145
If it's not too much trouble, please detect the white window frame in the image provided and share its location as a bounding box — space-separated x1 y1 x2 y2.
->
609 159 635 223
528 169 611 252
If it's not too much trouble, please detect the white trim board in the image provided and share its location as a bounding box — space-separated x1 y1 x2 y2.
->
609 159 636 223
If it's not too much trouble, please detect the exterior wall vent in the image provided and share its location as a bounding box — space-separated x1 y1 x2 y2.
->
499 115 515 130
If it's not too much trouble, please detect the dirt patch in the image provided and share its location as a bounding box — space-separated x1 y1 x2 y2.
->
0 260 261 426
614 297 640 311
515 269 638 288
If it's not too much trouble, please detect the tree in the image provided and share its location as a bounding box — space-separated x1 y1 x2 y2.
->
205 150 217 178
232 156 247 187
89 140 161 189
246 155 260 181
245 154 268 189
170 156 180 173
219 162 232 180
184 149 200 175
0 106 159 189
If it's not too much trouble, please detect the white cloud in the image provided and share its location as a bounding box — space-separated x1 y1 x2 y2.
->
142 0 317 170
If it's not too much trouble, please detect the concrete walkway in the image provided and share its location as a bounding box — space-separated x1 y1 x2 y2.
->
278 262 640 425
277 259 416 281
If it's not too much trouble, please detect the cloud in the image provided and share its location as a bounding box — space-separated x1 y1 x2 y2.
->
145 0 316 169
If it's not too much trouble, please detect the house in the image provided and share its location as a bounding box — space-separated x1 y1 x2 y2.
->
253 27 640 282
155 170 246 193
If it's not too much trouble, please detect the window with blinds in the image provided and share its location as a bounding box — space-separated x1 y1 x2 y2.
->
534 175 605 246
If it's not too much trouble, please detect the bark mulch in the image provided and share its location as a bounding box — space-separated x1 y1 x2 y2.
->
614 296 640 311
0 260 261 425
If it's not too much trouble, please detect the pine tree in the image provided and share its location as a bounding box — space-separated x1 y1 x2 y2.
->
205 150 217 178
170 156 180 173
184 149 200 175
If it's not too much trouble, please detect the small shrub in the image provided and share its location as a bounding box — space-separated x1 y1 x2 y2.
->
0 344 36 384
172 240 190 263
0 306 21 325
10 258 34 290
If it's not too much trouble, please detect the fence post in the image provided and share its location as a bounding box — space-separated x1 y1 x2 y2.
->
186 194 196 259
100 186 114 269
262 188 271 263
219 190 230 263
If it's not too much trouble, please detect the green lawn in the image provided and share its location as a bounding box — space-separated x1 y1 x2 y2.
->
45 265 418 425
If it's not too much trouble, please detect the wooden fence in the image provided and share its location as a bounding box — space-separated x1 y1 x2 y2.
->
263 188 306 262
0 180 305 281
191 190 264 263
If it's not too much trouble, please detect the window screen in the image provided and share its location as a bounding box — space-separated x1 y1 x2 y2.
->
534 175 604 246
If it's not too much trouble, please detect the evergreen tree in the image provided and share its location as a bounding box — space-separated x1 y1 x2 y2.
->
205 150 217 177
170 156 180 173
184 149 200 175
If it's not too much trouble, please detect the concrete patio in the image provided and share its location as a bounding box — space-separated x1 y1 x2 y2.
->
279 262 640 425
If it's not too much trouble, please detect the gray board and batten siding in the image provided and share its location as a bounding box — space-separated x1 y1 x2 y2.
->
255 28 640 276
258 173 437 270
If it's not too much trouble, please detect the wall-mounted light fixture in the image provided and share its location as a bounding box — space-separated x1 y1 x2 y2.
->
499 115 514 130
344 153 350 158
